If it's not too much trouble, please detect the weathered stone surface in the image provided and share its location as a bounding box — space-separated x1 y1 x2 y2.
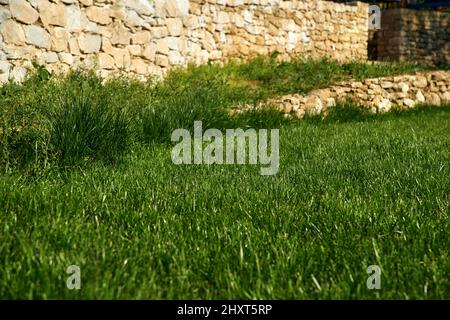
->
168 50 184 65
65 5 82 32
10 0 39 24
377 98 392 113
98 53 115 69
155 0 189 17
102 37 114 54
377 9 449 65
130 58 148 74
166 37 180 50
58 52 74 65
84 21 99 34
414 76 428 88
0 0 446 87
150 26 168 39
381 81 394 89
120 0 155 16
233 70 450 118
51 27 69 52
25 25 50 49
403 98 415 108
155 54 169 67
142 43 156 61
86 6 112 25
124 9 144 28
0 19 25 45
304 95 323 115
78 33 102 53
399 82 409 93
166 18 183 36
156 39 169 55
416 90 425 103
425 92 441 105
128 44 141 56
40 51 59 64
79 0 93 5
0 7 11 24
131 31 151 45
68 37 81 55
110 25 130 45
442 92 450 102
111 48 131 69
39 0 67 27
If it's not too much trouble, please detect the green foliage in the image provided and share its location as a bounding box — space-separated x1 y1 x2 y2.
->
0 105 448 299
0 57 440 173
48 82 128 167
0 58 449 299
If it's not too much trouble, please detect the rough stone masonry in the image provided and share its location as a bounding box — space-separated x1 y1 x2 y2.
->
0 0 369 82
376 8 450 66
233 70 450 117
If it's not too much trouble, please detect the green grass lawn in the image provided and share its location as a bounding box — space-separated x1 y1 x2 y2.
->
0 58 449 299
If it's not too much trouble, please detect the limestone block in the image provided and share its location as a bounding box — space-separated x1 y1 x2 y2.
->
0 20 25 45
142 43 156 61
25 25 51 49
131 31 151 45
10 0 39 24
111 47 131 69
130 58 148 74
155 54 169 67
78 33 102 53
39 51 59 64
86 6 112 25
51 27 70 52
69 38 81 55
120 0 155 16
98 52 115 69
58 52 74 65
167 18 183 36
0 7 11 24
128 44 141 56
156 38 169 55
111 25 130 45
39 0 67 27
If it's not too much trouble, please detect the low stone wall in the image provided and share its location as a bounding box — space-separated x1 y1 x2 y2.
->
234 70 450 117
376 9 450 65
0 0 369 82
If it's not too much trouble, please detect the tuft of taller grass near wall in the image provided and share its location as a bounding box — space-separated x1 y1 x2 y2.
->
48 80 128 167
0 72 52 173
0 70 134 172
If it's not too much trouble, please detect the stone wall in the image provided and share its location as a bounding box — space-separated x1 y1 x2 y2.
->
234 70 450 117
376 9 450 65
0 0 369 82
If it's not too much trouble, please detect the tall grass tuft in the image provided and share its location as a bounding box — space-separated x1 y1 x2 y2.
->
49 89 128 166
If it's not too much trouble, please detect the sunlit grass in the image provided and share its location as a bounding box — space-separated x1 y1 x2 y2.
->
0 57 448 299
